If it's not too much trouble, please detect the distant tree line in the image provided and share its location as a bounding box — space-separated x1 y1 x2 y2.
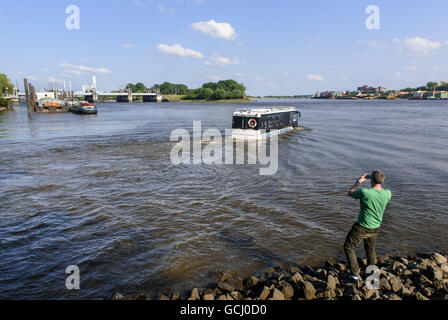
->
125 82 189 95
183 80 246 100
401 82 448 92
124 79 247 100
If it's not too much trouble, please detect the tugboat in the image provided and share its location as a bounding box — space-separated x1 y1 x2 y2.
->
232 106 300 139
69 101 98 114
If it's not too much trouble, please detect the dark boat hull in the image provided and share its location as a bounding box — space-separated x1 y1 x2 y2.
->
73 109 97 114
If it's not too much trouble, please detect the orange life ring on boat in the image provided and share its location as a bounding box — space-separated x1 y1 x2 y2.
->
248 118 257 128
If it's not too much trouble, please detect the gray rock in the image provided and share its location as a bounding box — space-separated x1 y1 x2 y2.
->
327 275 338 290
269 288 285 300
203 288 215 296
213 271 232 283
279 281 294 299
301 281 316 300
244 276 260 289
203 293 215 300
422 287 434 297
316 268 327 279
230 291 243 300
392 261 406 272
111 292 124 300
389 294 402 300
440 264 448 274
415 292 429 300
432 253 448 265
226 276 244 291
225 293 234 300
335 263 346 273
320 290 336 299
217 281 234 293
258 286 271 300
360 287 376 300
402 284 415 296
288 267 301 273
157 294 170 300
188 288 200 300
171 290 180 300
380 277 392 291
389 276 403 293
303 275 319 282
428 265 443 281
217 294 227 300
401 269 413 277
290 272 303 284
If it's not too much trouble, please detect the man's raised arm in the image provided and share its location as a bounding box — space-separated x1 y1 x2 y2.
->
348 174 367 198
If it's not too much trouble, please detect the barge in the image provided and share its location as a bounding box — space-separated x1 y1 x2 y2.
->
232 106 300 139
69 101 98 114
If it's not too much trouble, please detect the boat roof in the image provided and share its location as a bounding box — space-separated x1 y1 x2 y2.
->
233 106 297 117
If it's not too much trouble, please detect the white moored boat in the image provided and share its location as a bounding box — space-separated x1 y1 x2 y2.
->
231 106 301 139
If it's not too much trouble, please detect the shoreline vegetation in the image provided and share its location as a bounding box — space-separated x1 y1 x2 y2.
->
125 80 248 102
163 94 250 103
0 73 14 111
111 251 448 301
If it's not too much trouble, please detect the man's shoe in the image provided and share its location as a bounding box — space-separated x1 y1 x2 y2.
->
351 274 362 282
350 274 362 286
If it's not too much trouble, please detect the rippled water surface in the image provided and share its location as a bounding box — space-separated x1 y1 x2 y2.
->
1 100 447 299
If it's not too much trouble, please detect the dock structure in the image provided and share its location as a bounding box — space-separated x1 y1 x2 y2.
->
23 78 69 113
19 76 165 106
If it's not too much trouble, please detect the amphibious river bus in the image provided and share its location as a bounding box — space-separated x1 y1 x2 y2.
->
232 106 301 139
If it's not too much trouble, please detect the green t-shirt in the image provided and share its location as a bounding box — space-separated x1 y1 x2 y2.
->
353 188 392 229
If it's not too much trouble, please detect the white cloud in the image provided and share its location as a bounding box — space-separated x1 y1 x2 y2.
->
307 74 325 81
42 67 49 72
284 72 289 76
158 3 174 14
394 37 441 56
191 20 236 40
195 0 205 3
48 76 61 82
133 0 142 6
157 43 204 59
255 76 265 81
59 62 111 74
204 75 221 81
121 43 134 48
26 75 39 81
66 69 82 75
205 53 240 67
235 72 246 77
340 77 349 81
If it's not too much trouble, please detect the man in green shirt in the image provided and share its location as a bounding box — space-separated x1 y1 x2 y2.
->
344 170 392 281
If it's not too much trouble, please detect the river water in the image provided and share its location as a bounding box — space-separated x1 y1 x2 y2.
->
1 99 447 299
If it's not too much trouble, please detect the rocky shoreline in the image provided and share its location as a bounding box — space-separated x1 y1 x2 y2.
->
112 252 448 301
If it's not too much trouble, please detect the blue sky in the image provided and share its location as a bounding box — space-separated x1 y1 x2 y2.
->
1 0 448 95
